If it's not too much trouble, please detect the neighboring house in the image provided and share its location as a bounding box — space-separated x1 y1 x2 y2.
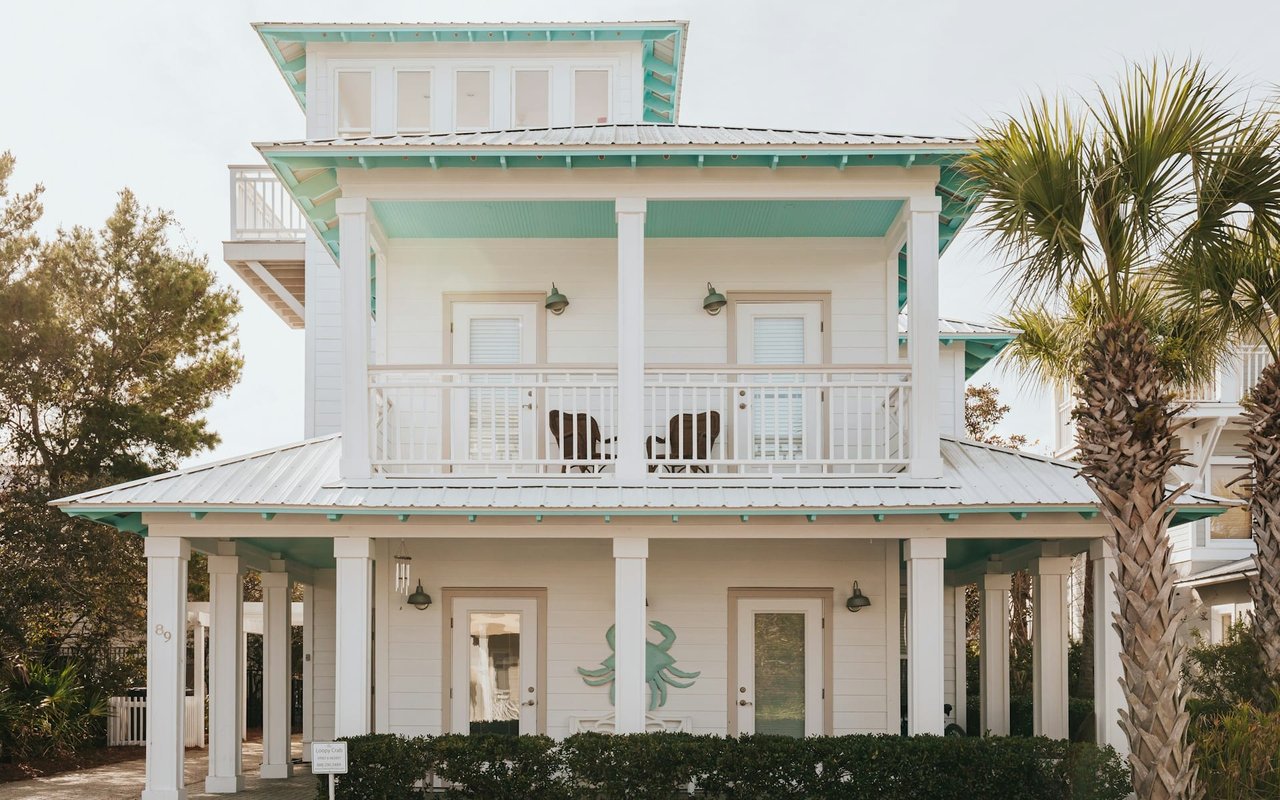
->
1055 350 1267 645
55 21 1230 800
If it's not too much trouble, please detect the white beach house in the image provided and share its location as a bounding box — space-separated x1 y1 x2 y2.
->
55 21 1229 800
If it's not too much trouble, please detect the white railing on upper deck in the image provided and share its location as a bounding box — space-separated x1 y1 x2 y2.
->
228 166 307 241
368 365 911 476
1241 346 1273 395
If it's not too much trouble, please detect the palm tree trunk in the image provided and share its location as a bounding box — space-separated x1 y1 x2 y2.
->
1241 360 1280 687
1074 316 1199 800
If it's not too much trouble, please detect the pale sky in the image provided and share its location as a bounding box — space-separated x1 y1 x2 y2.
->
6 0 1280 464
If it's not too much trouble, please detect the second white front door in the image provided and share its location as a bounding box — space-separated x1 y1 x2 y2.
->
450 301 538 467
735 597 825 737
450 595 540 735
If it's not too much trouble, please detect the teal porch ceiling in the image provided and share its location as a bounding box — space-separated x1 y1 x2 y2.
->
370 199 906 239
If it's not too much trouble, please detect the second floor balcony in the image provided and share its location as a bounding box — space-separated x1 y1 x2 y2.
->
368 364 911 477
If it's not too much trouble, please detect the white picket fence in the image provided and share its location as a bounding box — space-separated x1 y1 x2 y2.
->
107 695 203 747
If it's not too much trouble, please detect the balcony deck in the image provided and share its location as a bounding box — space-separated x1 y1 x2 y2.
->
223 165 307 328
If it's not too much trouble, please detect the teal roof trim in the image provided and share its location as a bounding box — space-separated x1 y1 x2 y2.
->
254 22 687 121
64 503 1224 540
260 144 978 262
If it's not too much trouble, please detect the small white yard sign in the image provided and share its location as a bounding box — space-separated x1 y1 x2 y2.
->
311 741 349 774
312 741 348 800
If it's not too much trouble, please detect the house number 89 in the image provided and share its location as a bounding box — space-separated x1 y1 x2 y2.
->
154 624 172 642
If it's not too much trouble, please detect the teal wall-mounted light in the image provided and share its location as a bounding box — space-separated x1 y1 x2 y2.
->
702 283 727 315
545 283 570 315
845 582 871 612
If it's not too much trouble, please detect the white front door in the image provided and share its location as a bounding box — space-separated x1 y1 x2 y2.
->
451 302 538 468
450 596 539 735
734 302 823 467
735 597 824 737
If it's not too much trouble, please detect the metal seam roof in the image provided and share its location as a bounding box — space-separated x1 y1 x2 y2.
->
897 315 1019 338
53 435 1229 514
256 124 978 150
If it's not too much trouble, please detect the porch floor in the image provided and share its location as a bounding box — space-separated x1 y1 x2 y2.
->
0 738 312 800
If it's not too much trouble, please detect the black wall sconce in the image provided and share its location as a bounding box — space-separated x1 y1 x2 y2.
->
407 580 433 610
846 581 871 612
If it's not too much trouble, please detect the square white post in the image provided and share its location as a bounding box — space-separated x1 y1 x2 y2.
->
260 565 293 779
613 537 648 733
334 537 373 737
979 570 1011 735
240 628 249 741
1033 555 1072 738
1090 539 1128 755
193 620 206 749
142 537 189 800
206 551 244 794
615 197 647 482
952 585 968 726
905 537 946 734
301 581 314 762
337 196 372 480
906 195 942 478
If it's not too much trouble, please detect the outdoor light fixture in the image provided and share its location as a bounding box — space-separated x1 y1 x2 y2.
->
845 582 871 612
545 284 570 315
702 283 727 315
406 580 433 610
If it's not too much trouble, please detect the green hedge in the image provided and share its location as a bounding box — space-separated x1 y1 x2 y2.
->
315 732 1130 800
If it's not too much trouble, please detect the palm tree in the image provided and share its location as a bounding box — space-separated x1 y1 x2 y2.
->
962 61 1280 800
1169 216 1280 690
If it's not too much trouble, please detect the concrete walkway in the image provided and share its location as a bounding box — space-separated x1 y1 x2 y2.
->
0 739 314 800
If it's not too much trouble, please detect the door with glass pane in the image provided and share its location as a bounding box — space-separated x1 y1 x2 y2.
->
734 302 823 468
735 597 824 736
450 596 539 735
451 302 537 469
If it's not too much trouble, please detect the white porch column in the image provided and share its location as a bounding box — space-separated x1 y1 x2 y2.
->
615 197 647 482
260 565 293 779
334 537 374 737
905 538 946 735
240 629 248 741
206 552 244 794
301 582 314 762
952 585 967 727
1090 539 1128 755
906 195 942 478
979 570 1011 735
193 620 206 749
142 537 189 800
1033 555 1072 738
613 537 648 733
977 570 1008 732
337 196 372 480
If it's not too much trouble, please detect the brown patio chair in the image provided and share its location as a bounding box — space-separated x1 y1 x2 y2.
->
646 411 722 473
548 411 615 473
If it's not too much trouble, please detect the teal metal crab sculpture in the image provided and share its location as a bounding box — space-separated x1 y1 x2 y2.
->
577 620 701 710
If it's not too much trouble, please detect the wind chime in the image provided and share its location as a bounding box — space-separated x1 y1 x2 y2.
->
394 540 412 597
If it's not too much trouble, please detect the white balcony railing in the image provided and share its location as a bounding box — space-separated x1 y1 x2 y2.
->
228 166 307 241
368 365 911 477
1241 346 1273 394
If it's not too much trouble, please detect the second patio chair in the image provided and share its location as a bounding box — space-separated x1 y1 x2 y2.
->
548 410 615 473
646 411 722 473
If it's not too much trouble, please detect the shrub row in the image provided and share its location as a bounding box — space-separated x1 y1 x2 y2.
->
314 732 1130 800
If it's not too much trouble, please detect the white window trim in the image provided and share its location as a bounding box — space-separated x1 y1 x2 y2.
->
453 68 494 131
393 67 433 135
333 68 375 138
1205 456 1251 544
510 67 552 130
571 66 613 126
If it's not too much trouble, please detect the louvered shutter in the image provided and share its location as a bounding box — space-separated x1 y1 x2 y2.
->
468 317 522 461
751 317 806 460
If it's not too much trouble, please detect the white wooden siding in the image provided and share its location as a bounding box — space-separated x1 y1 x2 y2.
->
310 569 337 744
384 238 893 366
305 233 343 437
380 537 896 738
